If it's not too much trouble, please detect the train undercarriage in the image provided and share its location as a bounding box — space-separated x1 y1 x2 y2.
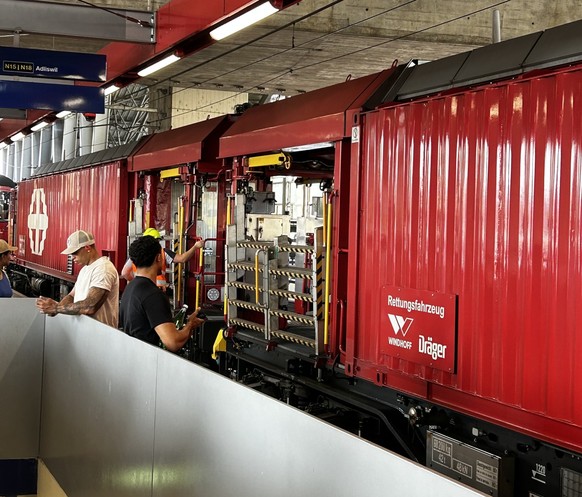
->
198 335 582 497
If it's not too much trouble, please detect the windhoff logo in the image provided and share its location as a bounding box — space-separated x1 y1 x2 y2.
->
387 313 447 360
387 314 413 350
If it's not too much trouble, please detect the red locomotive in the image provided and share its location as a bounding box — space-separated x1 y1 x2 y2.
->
6 19 582 497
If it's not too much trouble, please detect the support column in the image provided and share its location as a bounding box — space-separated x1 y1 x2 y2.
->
79 115 93 156
151 83 173 132
51 120 64 164
13 141 22 182
6 144 15 181
21 135 32 179
0 147 7 176
62 114 77 160
39 127 52 166
30 132 40 173
92 110 108 152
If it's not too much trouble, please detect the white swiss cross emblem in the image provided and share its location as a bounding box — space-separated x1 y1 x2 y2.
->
27 188 49 255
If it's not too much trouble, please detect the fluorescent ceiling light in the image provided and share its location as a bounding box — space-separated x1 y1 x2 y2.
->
11 132 26 142
103 84 120 96
282 142 334 153
56 110 71 118
210 2 278 41
31 121 49 132
137 54 180 77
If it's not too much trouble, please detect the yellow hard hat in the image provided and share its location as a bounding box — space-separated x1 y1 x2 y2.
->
143 227 161 239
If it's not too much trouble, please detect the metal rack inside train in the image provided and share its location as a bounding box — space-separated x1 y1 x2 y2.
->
224 154 332 358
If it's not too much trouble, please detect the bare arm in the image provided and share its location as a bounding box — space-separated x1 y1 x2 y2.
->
154 310 205 352
121 258 135 281
172 240 204 264
36 287 109 317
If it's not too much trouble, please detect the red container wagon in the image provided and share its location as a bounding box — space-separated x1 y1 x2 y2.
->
213 20 582 497
12 143 142 297
345 22 582 497
0 184 11 240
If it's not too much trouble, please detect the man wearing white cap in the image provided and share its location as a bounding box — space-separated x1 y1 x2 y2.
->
36 230 119 328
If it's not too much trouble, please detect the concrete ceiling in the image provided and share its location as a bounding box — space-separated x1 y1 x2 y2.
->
146 0 582 96
0 1 581 118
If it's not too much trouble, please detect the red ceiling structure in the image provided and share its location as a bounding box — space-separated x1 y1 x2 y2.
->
0 0 301 143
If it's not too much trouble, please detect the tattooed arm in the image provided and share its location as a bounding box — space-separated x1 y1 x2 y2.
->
36 287 109 317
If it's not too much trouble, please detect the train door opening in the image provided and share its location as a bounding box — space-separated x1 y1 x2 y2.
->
224 145 336 362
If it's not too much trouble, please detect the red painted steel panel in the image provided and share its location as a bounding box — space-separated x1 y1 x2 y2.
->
15 162 127 281
131 115 234 172
382 286 457 372
156 0 251 48
220 70 395 157
349 66 582 451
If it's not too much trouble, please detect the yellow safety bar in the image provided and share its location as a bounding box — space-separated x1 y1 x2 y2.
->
323 199 333 346
322 195 327 245
212 329 227 360
195 240 204 309
248 152 291 169
160 167 181 181
176 201 185 304
224 198 231 317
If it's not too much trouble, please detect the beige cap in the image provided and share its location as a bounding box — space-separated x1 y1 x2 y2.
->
0 239 17 254
61 230 95 255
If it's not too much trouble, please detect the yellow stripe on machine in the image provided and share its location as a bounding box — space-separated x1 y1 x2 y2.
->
160 167 181 180
211 329 227 360
248 153 291 169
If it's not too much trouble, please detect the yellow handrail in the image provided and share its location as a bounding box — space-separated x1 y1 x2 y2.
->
195 240 204 309
177 200 185 305
323 200 333 346
224 197 232 317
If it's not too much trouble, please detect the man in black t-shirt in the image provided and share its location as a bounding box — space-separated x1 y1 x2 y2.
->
120 236 204 352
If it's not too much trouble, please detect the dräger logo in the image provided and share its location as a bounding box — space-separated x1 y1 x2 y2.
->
419 335 447 360
387 314 448 360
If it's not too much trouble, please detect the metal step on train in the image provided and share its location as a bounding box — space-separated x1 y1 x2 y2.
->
225 230 326 356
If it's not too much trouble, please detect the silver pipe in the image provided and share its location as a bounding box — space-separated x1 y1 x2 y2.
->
492 9 501 43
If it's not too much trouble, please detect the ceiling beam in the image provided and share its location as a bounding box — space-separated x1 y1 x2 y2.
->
0 0 154 44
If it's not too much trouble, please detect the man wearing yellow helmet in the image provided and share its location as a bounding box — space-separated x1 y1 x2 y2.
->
120 227 203 291
143 227 161 238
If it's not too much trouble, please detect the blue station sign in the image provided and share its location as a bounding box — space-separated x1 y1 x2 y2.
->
0 80 104 113
0 47 106 82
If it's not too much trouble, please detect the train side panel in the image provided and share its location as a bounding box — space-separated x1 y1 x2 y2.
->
349 66 582 451
16 161 127 281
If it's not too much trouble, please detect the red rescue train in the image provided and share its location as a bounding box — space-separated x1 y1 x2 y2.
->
6 20 582 497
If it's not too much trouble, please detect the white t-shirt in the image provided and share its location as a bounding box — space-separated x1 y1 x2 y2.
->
73 256 119 328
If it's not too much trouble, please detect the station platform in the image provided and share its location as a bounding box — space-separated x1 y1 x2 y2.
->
0 299 485 497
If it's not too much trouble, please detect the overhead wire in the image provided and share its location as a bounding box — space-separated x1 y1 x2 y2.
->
146 0 419 127
74 0 152 27
5 0 511 168
145 0 511 129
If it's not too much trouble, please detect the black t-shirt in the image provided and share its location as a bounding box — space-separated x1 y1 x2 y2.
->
120 276 172 346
